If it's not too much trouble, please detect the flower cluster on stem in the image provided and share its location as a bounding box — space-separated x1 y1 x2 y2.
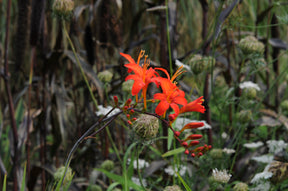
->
119 50 211 157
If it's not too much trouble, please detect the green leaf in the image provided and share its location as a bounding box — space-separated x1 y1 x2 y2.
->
107 182 121 191
2 173 7 191
21 162 27 191
176 172 191 191
162 147 185 158
95 168 145 191
167 128 174 150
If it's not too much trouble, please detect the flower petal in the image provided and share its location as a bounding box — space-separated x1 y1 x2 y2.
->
120 52 136 65
155 101 170 116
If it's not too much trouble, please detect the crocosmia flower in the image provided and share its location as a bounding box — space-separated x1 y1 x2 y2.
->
120 50 159 109
154 66 187 116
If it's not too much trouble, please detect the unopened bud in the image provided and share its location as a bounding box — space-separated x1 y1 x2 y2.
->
182 142 188 147
184 150 189 155
236 110 252 123
113 96 118 106
174 131 181 137
100 160 114 172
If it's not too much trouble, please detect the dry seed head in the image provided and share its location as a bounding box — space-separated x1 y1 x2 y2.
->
239 36 265 55
53 0 74 19
268 161 288 184
134 114 159 140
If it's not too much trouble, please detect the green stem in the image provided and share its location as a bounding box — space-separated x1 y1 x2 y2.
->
106 127 122 164
62 21 99 109
165 0 173 75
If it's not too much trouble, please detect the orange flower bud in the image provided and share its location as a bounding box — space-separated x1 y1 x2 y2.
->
182 142 188 147
188 140 200 147
174 131 181 137
180 122 204 133
184 150 189 155
113 96 118 105
191 153 195 157
184 134 203 141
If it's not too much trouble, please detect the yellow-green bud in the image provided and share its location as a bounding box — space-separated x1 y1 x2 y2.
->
122 80 134 93
112 189 122 191
209 149 223 159
242 87 257 99
134 114 159 140
236 110 252 123
233 182 248 191
98 70 113 83
100 160 114 171
54 166 73 185
53 0 74 19
163 185 183 191
239 36 265 55
280 100 288 113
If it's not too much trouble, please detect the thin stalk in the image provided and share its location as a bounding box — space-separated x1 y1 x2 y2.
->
25 46 36 184
62 111 122 185
62 21 99 109
106 127 122 164
165 0 173 74
3 0 19 190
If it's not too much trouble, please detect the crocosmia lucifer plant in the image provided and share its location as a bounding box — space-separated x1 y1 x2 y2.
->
119 50 211 157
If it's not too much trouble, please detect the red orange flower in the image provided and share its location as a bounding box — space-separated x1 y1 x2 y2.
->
120 50 159 109
153 66 187 116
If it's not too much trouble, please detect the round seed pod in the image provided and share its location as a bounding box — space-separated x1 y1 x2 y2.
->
239 36 265 55
98 70 113 83
163 185 183 191
134 114 159 140
100 160 115 172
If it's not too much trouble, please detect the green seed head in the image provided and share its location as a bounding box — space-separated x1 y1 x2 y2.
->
54 166 73 185
237 110 252 123
98 70 113 83
242 87 257 99
239 36 265 55
209 148 223 159
134 114 159 140
100 160 115 171
122 80 134 93
233 182 249 191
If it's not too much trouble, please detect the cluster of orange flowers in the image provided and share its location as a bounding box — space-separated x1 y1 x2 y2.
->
120 50 211 157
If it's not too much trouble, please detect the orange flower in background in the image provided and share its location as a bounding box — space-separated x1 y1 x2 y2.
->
120 50 159 109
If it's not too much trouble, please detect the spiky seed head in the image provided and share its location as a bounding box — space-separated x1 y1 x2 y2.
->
54 166 73 185
239 36 265 55
98 70 113 83
134 114 159 140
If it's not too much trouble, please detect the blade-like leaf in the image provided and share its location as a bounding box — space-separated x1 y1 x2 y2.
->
162 147 185 157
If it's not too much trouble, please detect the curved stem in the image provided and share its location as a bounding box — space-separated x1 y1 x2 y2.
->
62 21 99 109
